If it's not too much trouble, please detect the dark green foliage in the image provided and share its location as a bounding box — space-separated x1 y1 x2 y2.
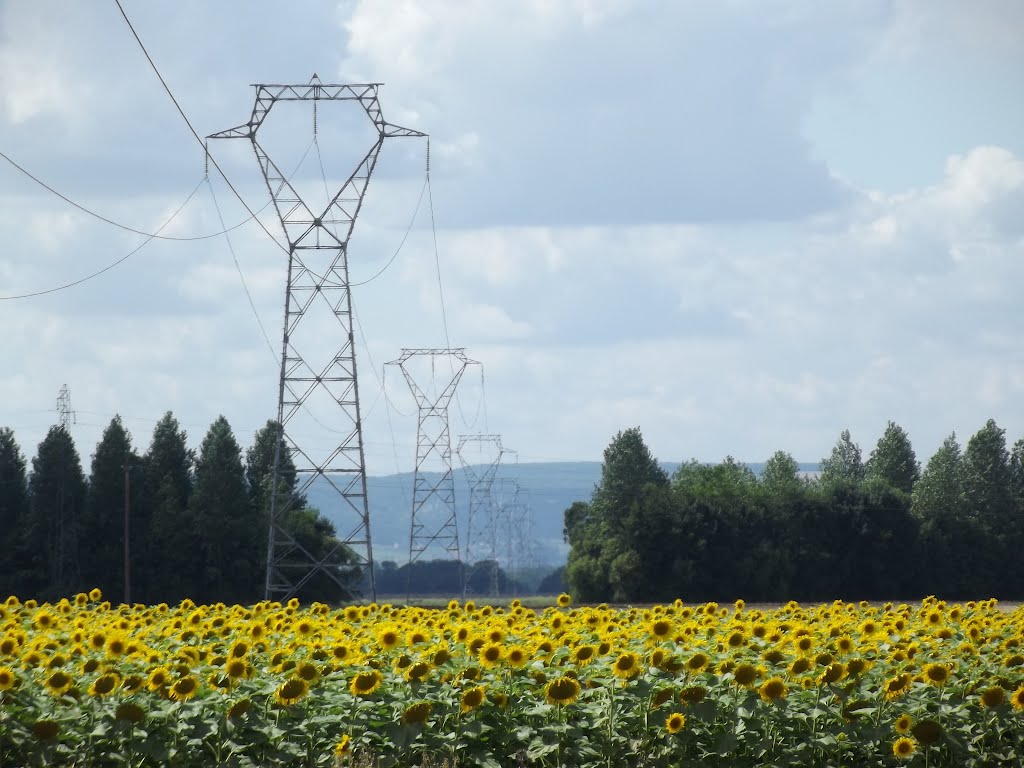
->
0 428 31 595
536 565 566 594
564 420 1024 602
819 429 866 486
139 413 197 603
246 420 360 602
190 416 263 604
80 416 138 603
564 428 669 603
24 426 87 599
866 421 919 494
961 420 1018 595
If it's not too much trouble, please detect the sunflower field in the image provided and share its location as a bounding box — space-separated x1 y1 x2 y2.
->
1 591 1023 767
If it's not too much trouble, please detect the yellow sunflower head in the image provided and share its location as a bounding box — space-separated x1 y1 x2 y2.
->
758 677 788 703
349 670 382 697
894 713 913 734
612 652 641 679
275 677 309 707
544 676 581 706
168 675 200 702
402 701 432 725
460 685 487 713
665 712 686 734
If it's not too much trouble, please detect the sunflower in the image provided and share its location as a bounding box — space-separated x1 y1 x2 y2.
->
295 661 321 685
349 670 382 697
460 685 486 713
922 660 952 685
758 677 788 702
789 657 811 675
169 675 200 702
819 662 846 685
89 673 120 698
402 701 432 725
980 686 1006 708
0 666 16 692
114 703 146 724
406 662 430 682
732 663 759 688
106 635 127 657
651 687 675 708
88 588 103 602
834 635 854 654
147 667 171 691
377 627 401 650
884 673 913 701
334 734 351 757
478 643 503 669
665 712 686 734
557 593 572 607
678 685 707 704
275 678 309 706
506 645 528 668
228 639 250 659
762 648 786 667
891 736 917 761
894 713 913 734
612 652 641 679
1011 685 1024 712
911 719 942 746
545 676 582 706
650 619 672 639
846 658 870 677
227 698 251 719
225 659 249 680
685 652 709 673
43 671 73 700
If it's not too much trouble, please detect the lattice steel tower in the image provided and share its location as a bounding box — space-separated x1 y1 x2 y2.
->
387 349 478 579
209 77 424 601
457 434 512 596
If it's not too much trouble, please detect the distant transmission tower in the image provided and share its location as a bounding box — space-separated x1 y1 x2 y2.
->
54 385 76 590
56 384 74 431
210 77 425 601
505 486 534 596
387 349 478 593
457 435 512 596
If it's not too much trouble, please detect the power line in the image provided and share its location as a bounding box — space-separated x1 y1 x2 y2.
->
351 174 428 287
0 178 205 301
425 139 477 430
205 176 277 362
113 0 287 255
0 148 271 242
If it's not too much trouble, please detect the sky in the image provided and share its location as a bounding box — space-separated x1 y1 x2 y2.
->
1 0 1022 480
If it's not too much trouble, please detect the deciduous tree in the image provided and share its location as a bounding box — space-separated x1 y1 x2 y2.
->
865 421 919 494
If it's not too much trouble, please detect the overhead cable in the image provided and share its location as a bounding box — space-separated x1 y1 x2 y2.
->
0 178 204 301
113 0 288 255
0 148 270 242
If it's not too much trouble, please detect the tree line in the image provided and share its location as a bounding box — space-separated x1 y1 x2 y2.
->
564 420 1024 603
0 414 350 604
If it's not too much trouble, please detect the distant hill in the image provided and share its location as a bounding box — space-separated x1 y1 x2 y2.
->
307 461 818 568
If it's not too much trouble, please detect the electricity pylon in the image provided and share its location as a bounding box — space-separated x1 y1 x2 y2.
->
209 77 424 601
457 434 513 596
53 385 77 589
386 349 478 595
57 385 74 431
